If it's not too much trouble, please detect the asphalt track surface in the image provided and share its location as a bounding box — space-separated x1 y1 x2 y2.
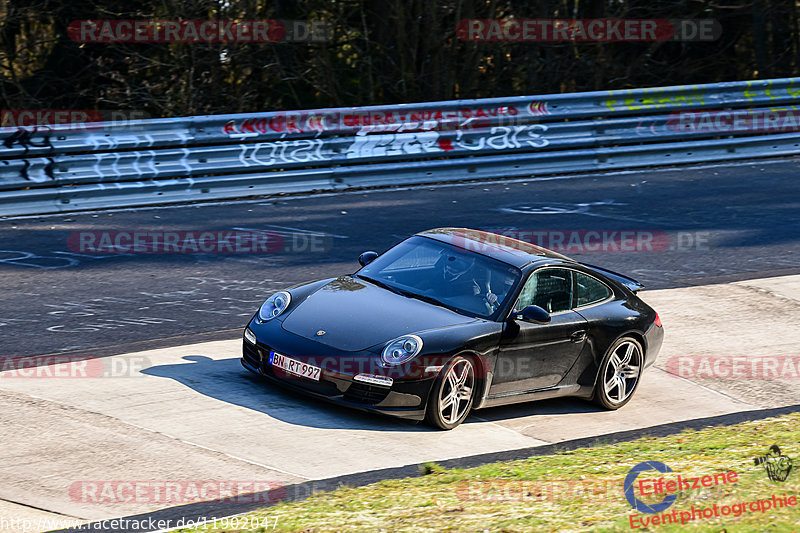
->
2 157 799 359
2 158 800 531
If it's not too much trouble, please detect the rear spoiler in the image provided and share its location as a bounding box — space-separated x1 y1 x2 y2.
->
583 264 645 293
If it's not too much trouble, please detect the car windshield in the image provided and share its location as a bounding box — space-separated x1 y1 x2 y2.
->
356 236 521 320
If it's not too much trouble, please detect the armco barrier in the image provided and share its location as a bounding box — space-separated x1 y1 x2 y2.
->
1 77 799 215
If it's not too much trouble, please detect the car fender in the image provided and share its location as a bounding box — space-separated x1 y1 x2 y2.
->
588 330 649 393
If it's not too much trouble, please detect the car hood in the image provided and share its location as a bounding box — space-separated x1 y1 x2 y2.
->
280 276 476 351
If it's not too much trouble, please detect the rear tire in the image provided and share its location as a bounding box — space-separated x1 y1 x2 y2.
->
425 356 476 430
593 337 643 410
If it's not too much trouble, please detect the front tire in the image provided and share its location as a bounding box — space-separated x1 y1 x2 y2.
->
593 337 643 410
425 356 476 430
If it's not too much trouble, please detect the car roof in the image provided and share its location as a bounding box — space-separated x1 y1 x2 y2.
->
416 227 576 269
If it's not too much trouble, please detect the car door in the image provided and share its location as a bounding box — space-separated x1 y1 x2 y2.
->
490 267 588 396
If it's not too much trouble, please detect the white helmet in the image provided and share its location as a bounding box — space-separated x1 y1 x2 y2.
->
442 253 475 282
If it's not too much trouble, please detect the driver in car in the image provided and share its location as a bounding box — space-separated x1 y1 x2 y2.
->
436 253 499 314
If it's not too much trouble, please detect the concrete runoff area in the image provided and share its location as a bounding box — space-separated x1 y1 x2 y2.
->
0 275 798 526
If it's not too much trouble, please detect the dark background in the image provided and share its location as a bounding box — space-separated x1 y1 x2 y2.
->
1 0 798 116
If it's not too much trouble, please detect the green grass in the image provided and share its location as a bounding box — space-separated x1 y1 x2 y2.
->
181 413 800 532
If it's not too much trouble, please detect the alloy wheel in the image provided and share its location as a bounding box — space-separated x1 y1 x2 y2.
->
602 340 641 405
438 359 475 424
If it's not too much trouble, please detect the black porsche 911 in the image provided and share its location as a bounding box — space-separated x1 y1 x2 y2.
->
242 228 663 429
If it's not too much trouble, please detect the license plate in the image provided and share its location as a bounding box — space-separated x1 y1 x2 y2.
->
269 351 321 381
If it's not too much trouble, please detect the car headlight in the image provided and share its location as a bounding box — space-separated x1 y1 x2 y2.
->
244 327 257 344
257 291 291 322
381 335 423 365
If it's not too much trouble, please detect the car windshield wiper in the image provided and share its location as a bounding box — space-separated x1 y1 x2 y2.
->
396 290 458 313
357 274 466 315
355 274 405 296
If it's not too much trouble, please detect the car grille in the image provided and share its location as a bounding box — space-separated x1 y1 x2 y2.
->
242 342 262 368
344 382 391 405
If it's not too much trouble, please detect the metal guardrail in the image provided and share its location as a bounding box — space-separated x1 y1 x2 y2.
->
1 77 799 215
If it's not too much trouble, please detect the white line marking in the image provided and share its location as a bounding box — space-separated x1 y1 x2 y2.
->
651 366 757 407
233 225 348 239
468 413 554 444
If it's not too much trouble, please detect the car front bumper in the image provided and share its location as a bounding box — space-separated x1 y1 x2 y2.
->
242 338 435 421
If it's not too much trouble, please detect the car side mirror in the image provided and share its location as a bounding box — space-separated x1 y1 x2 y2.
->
515 305 551 324
358 251 379 267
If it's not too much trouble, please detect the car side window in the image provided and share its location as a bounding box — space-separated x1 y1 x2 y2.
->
516 268 574 314
575 272 612 307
